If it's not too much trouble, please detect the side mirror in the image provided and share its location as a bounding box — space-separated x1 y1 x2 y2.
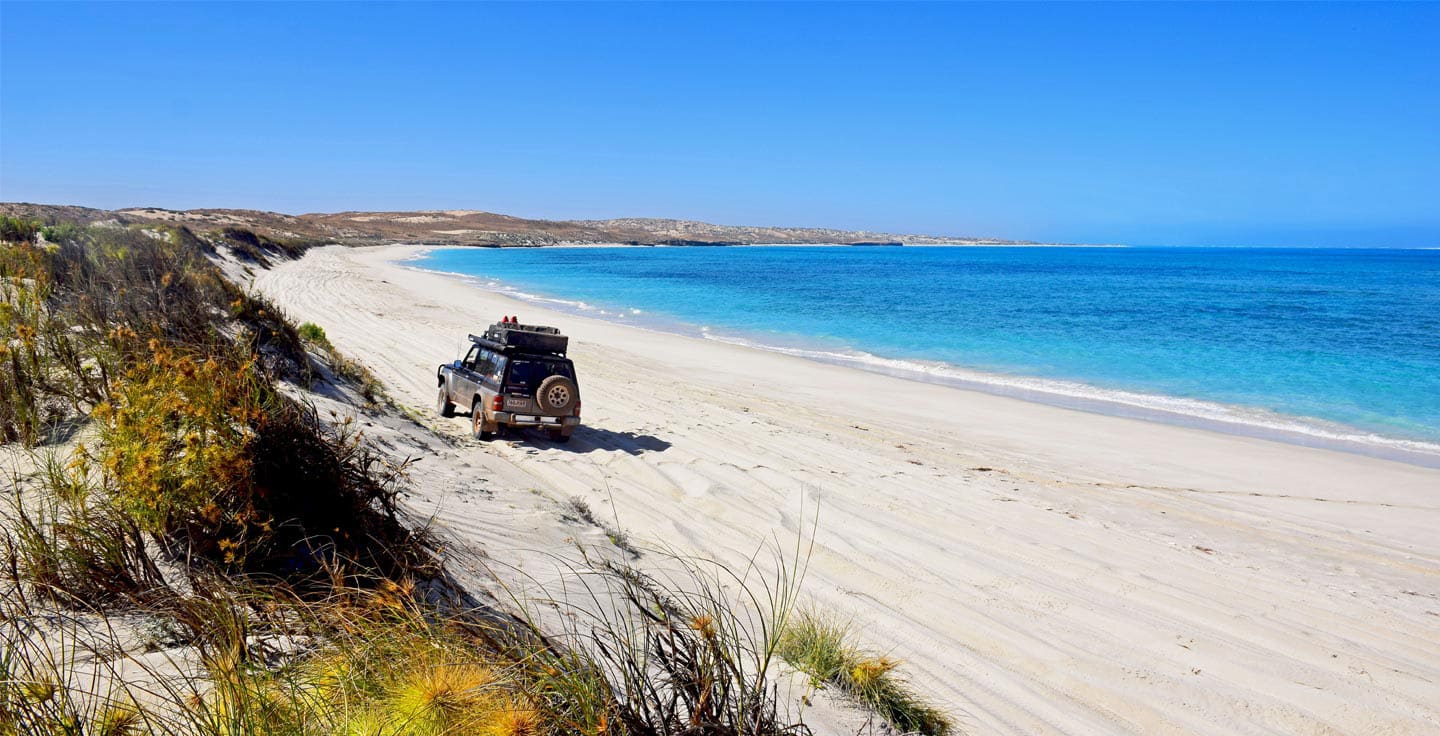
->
453 359 462 369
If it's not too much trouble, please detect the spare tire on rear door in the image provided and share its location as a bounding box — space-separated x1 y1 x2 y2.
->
536 374 578 414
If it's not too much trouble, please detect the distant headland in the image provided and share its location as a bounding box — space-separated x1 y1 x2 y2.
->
0 202 1045 248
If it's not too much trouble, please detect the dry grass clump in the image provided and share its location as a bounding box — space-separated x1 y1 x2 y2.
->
5 480 165 608
560 496 640 559
779 611 952 735
0 600 150 736
493 546 813 736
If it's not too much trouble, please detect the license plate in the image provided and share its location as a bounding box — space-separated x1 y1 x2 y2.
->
504 397 529 410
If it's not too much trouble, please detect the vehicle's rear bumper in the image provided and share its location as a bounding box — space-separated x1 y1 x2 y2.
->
493 412 580 429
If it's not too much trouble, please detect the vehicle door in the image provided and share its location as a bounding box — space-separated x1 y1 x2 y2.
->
456 344 482 400
472 348 501 407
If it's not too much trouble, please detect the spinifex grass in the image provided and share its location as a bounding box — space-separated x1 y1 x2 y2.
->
779 611 953 735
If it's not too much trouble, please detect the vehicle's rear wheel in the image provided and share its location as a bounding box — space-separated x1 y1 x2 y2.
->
437 386 455 417
548 428 571 443
472 400 494 440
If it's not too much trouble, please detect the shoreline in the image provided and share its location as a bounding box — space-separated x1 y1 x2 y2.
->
404 246 1440 470
252 244 1440 735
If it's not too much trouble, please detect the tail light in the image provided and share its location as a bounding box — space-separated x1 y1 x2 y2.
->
491 395 504 411
573 400 581 417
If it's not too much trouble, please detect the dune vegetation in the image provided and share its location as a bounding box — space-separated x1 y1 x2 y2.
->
0 215 951 735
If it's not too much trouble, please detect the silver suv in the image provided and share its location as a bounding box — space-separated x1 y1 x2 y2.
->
437 321 581 442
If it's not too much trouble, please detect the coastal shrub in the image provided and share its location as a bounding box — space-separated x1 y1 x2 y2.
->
0 258 51 445
0 222 314 446
0 239 104 445
90 340 421 580
297 321 330 347
47 225 234 355
215 226 272 266
0 215 40 244
779 610 953 736
92 343 263 543
39 222 82 245
0 218 413 582
228 291 312 385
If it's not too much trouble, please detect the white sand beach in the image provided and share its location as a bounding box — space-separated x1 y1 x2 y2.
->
252 245 1440 736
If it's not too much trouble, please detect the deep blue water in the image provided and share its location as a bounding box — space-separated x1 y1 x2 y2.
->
416 246 1440 461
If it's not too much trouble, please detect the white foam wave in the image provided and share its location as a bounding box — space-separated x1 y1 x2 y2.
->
699 333 1440 463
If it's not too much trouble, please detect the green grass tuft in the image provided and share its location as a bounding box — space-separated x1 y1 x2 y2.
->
780 610 955 735
297 321 331 349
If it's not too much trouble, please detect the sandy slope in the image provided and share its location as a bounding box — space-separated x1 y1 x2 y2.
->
251 245 1440 736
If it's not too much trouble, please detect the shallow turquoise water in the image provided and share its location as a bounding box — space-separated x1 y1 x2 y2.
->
416 246 1440 460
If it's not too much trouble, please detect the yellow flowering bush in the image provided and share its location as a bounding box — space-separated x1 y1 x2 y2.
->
95 341 268 562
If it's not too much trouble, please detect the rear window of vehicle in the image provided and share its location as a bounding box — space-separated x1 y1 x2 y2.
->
504 359 574 392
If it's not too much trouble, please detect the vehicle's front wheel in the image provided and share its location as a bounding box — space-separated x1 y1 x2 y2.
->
472 400 494 440
437 385 455 417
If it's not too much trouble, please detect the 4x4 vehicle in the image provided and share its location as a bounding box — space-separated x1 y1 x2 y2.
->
437 319 581 442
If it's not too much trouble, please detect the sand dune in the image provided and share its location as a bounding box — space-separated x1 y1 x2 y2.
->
252 245 1440 736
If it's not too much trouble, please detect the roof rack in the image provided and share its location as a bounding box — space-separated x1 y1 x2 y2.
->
470 321 568 356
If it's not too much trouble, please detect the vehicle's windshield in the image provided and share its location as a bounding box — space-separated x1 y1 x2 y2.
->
504 359 574 392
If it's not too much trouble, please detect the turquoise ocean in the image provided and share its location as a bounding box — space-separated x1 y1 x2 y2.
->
414 246 1440 467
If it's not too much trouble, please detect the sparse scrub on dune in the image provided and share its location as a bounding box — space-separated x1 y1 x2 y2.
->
297 319 388 404
779 610 953 736
3 516 822 736
560 496 640 559
89 341 424 581
210 227 320 266
1 219 318 445
214 226 273 266
2 220 421 584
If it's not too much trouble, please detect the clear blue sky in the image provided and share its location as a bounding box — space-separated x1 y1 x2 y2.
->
2 2 1436 246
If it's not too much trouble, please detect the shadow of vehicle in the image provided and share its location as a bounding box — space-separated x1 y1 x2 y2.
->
508 424 671 455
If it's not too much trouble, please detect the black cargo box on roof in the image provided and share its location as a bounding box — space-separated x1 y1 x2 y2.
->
471 322 568 355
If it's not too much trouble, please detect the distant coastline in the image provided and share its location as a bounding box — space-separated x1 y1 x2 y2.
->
0 201 1073 248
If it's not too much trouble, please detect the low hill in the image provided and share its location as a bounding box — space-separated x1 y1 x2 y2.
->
0 202 1033 247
